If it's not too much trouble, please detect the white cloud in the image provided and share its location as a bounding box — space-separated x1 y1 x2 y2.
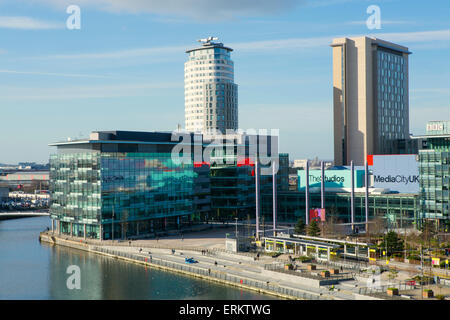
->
412 88 450 95
43 45 187 60
0 69 113 78
0 16 63 29
30 0 304 20
306 0 370 7
231 36 332 51
347 20 415 26
0 82 182 100
29 28 450 63
374 29 450 43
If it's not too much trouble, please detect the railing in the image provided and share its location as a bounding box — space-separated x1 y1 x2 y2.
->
264 263 354 281
424 268 450 279
358 282 416 295
313 258 371 272
92 246 326 300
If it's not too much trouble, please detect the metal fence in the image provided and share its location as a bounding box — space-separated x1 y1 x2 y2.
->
313 258 376 272
358 283 416 295
264 263 354 281
92 246 325 300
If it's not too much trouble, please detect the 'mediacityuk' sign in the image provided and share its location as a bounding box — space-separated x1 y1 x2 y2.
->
368 154 419 193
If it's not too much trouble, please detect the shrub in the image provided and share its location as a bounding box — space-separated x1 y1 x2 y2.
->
435 294 445 300
297 256 312 262
407 255 420 261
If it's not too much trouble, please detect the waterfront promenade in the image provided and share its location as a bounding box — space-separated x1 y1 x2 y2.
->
37 226 378 300
38 225 448 300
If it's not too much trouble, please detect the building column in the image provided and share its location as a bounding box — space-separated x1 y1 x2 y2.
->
84 224 86 240
327 248 330 261
51 219 54 233
70 223 73 237
137 222 140 236
121 223 124 239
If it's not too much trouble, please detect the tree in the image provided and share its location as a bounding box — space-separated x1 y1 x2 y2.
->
420 220 437 244
322 215 340 237
294 218 305 235
369 214 386 237
307 219 321 237
380 231 404 257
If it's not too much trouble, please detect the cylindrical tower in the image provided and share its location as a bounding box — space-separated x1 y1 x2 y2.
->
184 37 238 134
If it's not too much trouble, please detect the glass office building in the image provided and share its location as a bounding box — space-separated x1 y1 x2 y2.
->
414 120 450 230
261 191 420 230
205 133 284 221
49 130 283 238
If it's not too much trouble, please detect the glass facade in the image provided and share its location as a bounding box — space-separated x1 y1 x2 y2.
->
376 48 408 154
210 164 256 219
419 139 450 222
261 191 419 229
50 152 196 240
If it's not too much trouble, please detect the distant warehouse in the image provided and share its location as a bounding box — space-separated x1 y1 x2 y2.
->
0 171 49 191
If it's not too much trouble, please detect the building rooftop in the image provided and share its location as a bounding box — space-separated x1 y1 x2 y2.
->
49 130 202 147
186 36 233 53
330 36 411 54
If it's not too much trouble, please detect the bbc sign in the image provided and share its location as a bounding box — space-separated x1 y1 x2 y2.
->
368 154 419 193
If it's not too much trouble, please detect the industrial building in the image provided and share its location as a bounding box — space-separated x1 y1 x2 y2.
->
0 170 49 191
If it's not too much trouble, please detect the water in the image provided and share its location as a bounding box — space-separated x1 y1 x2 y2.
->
0 216 275 300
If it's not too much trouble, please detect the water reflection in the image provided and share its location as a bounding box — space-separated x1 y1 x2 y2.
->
1 217 275 300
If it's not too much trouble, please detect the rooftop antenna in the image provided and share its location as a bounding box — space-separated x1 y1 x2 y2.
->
197 36 219 45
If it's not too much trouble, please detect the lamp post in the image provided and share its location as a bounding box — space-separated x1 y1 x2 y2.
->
255 159 260 240
111 207 115 242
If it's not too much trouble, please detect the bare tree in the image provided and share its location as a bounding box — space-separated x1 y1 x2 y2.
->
369 214 386 238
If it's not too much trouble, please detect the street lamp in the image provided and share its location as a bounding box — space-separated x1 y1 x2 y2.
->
111 207 115 242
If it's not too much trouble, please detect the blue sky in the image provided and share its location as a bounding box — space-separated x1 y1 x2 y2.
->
0 0 449 164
